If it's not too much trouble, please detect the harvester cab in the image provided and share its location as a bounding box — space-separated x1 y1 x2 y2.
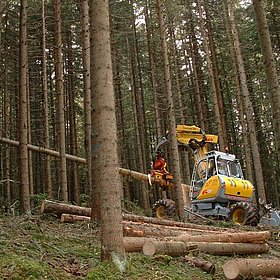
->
190 150 260 225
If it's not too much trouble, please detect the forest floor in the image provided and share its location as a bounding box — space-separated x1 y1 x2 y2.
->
0 205 279 280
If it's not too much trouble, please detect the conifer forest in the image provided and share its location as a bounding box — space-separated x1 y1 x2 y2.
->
0 0 279 219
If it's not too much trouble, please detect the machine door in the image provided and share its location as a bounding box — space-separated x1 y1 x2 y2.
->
190 159 207 199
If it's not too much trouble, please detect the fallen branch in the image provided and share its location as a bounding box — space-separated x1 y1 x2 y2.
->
223 258 280 279
181 256 215 274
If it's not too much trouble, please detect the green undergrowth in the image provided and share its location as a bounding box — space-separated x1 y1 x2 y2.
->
0 214 279 280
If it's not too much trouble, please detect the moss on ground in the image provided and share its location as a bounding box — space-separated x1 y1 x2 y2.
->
0 215 279 280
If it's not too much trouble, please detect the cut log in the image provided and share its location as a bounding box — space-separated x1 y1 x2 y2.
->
123 226 145 237
0 138 189 192
223 258 280 279
41 200 91 217
168 231 270 244
123 237 156 252
41 200 229 234
119 168 191 190
143 240 197 256
182 256 215 274
122 213 230 232
123 221 190 237
192 242 270 255
61 214 91 223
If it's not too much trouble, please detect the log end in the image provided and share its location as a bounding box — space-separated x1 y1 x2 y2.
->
143 241 156 256
223 260 240 280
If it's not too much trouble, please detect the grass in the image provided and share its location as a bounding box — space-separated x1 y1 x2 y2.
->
0 212 279 280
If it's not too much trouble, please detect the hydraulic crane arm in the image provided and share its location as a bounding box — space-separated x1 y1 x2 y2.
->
156 125 218 154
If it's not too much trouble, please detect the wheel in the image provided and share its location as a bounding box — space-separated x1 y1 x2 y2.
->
229 202 260 226
152 199 177 219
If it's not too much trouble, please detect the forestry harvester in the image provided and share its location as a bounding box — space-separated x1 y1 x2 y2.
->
150 125 280 226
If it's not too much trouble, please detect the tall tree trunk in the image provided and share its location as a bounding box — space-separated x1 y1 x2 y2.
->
144 0 163 138
19 0 30 213
253 0 280 205
128 0 150 210
80 0 92 198
186 6 208 130
90 0 125 263
54 0 67 201
156 0 187 218
196 0 226 150
3 39 11 211
227 0 266 202
223 1 254 184
41 0 52 198
66 26 79 204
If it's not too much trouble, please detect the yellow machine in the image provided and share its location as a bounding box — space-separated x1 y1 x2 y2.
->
152 125 260 225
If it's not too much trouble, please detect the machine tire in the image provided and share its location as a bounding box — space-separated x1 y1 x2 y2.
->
229 202 260 226
152 199 177 219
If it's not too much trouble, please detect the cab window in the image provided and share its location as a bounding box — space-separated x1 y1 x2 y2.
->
194 159 207 181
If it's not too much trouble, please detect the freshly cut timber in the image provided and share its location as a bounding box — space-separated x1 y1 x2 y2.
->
192 242 269 255
122 213 230 232
123 237 156 252
168 230 270 244
61 214 91 223
41 200 91 217
123 221 186 237
119 168 190 191
143 240 197 256
152 199 177 219
229 201 260 226
123 226 145 237
223 258 280 279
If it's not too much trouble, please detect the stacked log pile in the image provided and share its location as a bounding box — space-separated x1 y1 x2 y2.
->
41 200 279 279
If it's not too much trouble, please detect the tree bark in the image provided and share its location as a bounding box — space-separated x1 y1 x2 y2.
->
41 0 52 199
156 0 186 218
193 242 269 255
223 1 254 184
223 258 280 280
80 0 92 203
61 213 91 223
90 0 125 262
122 213 227 232
143 240 197 256
169 230 270 244
196 0 226 150
253 0 280 206
123 221 188 237
41 199 91 217
227 0 266 202
19 0 30 213
124 237 155 252
54 0 68 201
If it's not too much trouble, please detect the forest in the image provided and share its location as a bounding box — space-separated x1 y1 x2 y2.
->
0 0 280 275
1 0 279 210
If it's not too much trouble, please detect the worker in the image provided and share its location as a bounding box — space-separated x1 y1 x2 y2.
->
149 150 172 189
153 150 169 174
